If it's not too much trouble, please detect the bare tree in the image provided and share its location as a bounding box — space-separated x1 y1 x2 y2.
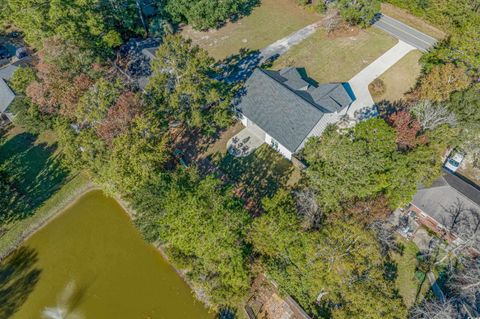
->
448 259 480 302
322 9 342 34
409 299 457 319
437 200 480 264
369 219 399 256
410 101 456 130
294 189 323 230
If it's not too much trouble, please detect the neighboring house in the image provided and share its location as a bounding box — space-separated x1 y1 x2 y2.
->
409 171 480 253
0 78 15 121
0 63 19 121
0 57 32 121
236 67 354 160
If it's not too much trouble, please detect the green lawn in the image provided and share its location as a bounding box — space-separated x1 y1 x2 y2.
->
0 127 91 259
392 237 430 308
272 27 397 83
371 50 422 102
181 0 321 60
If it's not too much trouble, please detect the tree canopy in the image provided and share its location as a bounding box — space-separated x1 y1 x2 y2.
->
249 190 407 318
146 34 232 132
336 0 380 27
133 170 252 308
303 117 455 212
165 0 260 30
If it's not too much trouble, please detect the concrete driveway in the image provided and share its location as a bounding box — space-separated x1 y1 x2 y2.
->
225 20 322 83
373 14 437 52
347 40 416 117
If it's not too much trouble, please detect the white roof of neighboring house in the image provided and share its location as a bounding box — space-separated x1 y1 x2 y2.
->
0 78 15 113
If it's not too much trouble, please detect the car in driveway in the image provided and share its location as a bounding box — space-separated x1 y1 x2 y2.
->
444 152 464 172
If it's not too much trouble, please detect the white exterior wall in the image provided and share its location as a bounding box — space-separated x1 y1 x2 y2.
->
265 133 292 160
239 112 249 127
240 112 293 160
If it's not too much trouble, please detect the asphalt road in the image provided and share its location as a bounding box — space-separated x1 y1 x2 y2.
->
373 14 437 52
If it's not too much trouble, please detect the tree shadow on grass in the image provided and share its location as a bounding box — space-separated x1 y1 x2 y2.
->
0 131 69 223
0 247 41 318
215 145 293 214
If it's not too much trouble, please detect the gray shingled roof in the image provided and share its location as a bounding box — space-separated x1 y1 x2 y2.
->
236 68 353 152
0 79 15 113
412 171 480 246
0 64 18 81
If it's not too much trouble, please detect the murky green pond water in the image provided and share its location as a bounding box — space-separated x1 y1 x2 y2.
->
3 190 213 319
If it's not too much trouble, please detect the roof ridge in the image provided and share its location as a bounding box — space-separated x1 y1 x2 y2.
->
258 68 329 114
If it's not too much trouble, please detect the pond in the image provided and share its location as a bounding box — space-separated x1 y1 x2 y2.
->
1 190 213 319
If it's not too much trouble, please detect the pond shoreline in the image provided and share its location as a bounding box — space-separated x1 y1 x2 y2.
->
1 185 213 312
114 194 213 309
0 180 96 262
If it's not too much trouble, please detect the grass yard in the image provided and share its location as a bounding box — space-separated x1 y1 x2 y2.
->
381 3 446 40
181 0 321 60
0 127 91 258
392 237 430 308
458 160 480 187
213 144 299 211
370 50 422 102
272 27 396 83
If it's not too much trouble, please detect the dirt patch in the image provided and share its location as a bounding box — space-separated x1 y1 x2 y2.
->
326 24 360 38
369 78 386 98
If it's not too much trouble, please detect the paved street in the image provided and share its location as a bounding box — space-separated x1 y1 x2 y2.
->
373 14 437 52
347 40 416 117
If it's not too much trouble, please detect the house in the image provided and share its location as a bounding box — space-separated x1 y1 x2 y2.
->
236 68 354 160
409 170 480 253
0 57 32 121
0 78 15 121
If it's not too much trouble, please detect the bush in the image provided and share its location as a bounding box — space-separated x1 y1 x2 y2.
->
415 270 426 282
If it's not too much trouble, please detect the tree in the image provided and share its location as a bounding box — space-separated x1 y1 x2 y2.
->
412 63 470 102
294 189 323 230
146 34 232 131
250 190 407 318
8 97 53 133
1 0 141 53
303 119 398 211
165 0 260 30
75 78 122 126
26 38 99 117
409 299 457 319
389 110 427 150
9 67 37 95
448 259 480 314
410 100 456 130
336 0 380 27
157 171 252 308
98 115 169 196
303 117 455 212
96 91 143 145
447 87 480 125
